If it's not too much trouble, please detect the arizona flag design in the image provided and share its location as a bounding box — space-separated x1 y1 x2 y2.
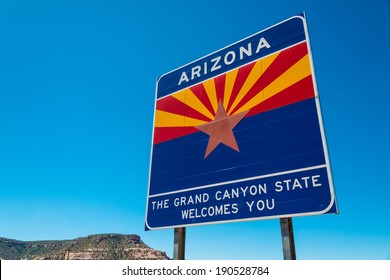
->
154 41 313 147
146 15 337 230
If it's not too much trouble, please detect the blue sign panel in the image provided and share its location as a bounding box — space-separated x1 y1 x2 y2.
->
146 14 337 230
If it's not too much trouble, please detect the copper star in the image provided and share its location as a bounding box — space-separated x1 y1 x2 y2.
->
196 101 249 159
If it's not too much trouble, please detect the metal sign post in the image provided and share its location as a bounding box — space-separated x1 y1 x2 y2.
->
173 227 186 260
280 217 296 260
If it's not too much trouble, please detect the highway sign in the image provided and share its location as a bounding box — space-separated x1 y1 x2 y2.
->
146 14 337 230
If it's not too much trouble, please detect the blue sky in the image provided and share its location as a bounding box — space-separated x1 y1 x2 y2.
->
0 0 389 260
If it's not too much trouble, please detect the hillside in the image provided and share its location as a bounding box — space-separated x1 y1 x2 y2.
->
0 234 169 260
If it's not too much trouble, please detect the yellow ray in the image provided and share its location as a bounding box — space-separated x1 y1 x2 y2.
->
155 110 207 127
234 54 312 114
228 51 279 114
203 78 218 113
223 68 238 110
171 88 215 120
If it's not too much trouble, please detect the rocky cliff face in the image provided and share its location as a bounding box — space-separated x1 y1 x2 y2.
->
0 234 169 260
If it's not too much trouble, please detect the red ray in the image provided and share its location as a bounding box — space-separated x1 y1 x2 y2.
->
153 127 199 145
246 75 315 117
156 95 212 122
215 74 226 104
